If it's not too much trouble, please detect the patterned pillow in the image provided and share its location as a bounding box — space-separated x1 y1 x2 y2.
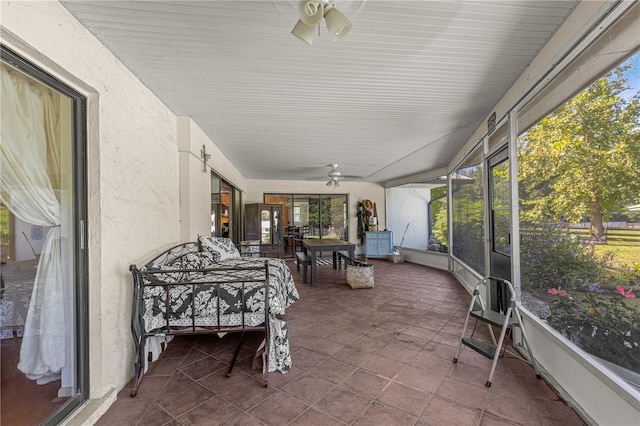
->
175 251 217 268
198 236 241 261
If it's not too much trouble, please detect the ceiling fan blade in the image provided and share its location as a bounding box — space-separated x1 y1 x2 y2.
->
306 163 362 181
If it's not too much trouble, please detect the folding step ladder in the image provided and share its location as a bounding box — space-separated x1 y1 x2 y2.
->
453 276 541 387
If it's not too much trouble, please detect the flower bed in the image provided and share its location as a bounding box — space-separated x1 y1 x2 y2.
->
520 221 640 375
545 284 638 373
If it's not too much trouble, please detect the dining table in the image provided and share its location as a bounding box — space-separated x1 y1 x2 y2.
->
302 238 356 286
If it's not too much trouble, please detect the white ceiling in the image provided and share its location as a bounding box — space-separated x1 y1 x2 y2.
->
60 0 578 183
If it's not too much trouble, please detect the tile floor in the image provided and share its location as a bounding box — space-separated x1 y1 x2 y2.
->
96 258 585 426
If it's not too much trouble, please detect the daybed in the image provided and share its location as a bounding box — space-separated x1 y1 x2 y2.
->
129 237 299 397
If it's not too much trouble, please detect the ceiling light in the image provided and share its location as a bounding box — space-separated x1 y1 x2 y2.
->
326 177 340 188
291 19 317 44
291 1 351 45
324 4 351 40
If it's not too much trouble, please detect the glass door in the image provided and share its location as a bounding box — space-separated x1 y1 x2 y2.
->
488 148 511 312
260 207 272 243
322 194 348 239
265 193 349 257
220 181 232 239
210 174 221 236
1 46 88 425
210 174 241 243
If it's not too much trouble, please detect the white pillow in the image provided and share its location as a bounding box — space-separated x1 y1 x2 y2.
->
198 236 241 261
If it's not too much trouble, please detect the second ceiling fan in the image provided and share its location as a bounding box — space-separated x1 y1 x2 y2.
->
325 163 361 187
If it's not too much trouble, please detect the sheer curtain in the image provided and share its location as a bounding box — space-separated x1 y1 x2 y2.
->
0 65 68 384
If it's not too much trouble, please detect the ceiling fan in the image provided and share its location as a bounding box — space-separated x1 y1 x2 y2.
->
325 163 361 187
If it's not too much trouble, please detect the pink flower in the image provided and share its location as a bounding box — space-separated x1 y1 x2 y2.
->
548 287 569 297
616 286 636 299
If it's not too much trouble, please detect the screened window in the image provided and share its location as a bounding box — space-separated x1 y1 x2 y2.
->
518 51 640 380
428 184 448 253
451 148 485 275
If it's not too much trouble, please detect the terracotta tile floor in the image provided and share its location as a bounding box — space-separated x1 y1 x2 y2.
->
97 258 585 426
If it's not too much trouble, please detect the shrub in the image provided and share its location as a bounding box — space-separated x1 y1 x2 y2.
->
546 286 639 373
520 221 610 293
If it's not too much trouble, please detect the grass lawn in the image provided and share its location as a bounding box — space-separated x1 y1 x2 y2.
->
570 228 640 266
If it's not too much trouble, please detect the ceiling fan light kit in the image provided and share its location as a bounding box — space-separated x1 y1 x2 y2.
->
326 178 340 188
326 163 343 187
324 4 352 40
291 19 317 44
308 163 361 186
291 0 351 45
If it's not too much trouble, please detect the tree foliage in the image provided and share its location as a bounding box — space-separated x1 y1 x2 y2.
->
518 60 640 240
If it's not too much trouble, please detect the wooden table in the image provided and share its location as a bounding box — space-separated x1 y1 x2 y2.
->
302 238 356 286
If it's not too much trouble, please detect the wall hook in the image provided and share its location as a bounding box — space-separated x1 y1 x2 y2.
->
200 145 211 172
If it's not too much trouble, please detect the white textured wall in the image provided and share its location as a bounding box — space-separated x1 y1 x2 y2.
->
2 0 176 400
385 187 430 250
178 117 247 241
244 180 385 247
0 1 243 407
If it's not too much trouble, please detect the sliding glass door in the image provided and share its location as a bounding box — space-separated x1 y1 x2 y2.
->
264 193 348 256
1 46 88 425
210 173 241 243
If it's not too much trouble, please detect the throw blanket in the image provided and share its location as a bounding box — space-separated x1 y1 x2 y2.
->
141 257 299 373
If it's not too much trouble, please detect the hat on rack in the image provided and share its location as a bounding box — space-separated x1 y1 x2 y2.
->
362 199 373 212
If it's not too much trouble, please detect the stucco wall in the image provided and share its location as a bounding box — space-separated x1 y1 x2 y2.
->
178 117 248 241
3 0 179 399
1 0 246 406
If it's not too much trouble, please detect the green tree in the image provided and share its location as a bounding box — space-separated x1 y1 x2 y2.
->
308 197 333 229
518 61 640 241
430 185 447 246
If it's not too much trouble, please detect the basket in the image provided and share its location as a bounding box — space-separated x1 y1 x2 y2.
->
387 253 405 263
346 262 374 289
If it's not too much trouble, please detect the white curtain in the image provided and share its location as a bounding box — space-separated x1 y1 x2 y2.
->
0 65 67 384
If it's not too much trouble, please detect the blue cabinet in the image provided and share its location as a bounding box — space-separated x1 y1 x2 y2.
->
365 231 393 258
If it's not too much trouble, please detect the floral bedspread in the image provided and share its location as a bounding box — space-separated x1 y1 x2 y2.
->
141 257 299 373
